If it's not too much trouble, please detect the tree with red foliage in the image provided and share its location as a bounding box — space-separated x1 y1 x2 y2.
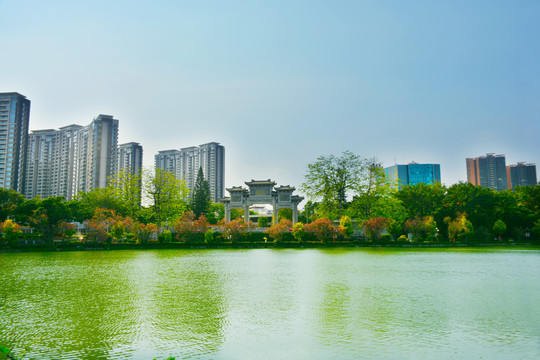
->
267 219 292 243
304 217 338 243
363 217 390 241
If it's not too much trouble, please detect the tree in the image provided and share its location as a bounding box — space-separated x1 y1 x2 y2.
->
143 168 190 227
85 208 119 243
191 167 211 218
404 216 437 242
363 217 390 241
292 222 306 242
75 187 125 217
257 216 270 228
0 188 25 222
445 213 474 242
492 219 507 240
206 202 225 224
304 218 338 243
278 208 293 221
0 219 22 245
338 215 354 239
174 211 209 242
395 183 446 219
267 219 292 243
134 222 159 244
108 168 142 217
302 151 367 219
221 218 249 243
28 197 72 245
349 163 394 220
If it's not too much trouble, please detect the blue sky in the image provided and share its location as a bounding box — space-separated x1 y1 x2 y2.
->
1 0 539 194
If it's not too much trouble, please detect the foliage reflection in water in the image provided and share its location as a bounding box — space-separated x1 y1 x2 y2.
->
1 248 539 359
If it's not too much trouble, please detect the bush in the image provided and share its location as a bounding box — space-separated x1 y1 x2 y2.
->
380 234 392 242
158 229 172 244
397 235 409 243
204 228 215 244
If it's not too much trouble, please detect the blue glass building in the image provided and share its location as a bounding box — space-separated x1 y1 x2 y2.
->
385 162 441 189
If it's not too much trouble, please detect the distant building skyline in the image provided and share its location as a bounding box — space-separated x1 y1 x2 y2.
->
507 162 537 189
384 162 441 189
0 92 30 193
466 153 508 191
155 143 225 202
23 114 120 200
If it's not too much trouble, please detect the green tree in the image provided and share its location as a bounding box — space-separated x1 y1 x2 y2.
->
108 168 142 217
0 188 25 222
492 219 507 240
28 197 72 245
338 215 354 238
75 187 125 217
348 163 394 220
395 183 446 219
301 151 367 219
191 167 211 218
445 213 474 242
206 202 225 224
144 168 190 227
278 208 292 221
257 216 270 228
292 222 306 242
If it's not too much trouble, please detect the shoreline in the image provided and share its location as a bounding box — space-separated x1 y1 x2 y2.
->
2 241 539 253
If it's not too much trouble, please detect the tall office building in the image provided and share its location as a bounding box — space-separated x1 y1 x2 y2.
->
23 115 119 200
384 162 441 189
507 162 537 189
0 92 30 192
466 153 508 191
155 142 225 202
118 142 143 176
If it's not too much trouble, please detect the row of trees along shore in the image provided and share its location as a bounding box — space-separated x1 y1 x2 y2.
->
1 152 539 248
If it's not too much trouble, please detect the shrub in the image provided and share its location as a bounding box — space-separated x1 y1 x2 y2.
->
397 235 409 243
338 216 354 239
380 234 392 242
304 218 338 243
268 219 292 243
363 217 390 241
158 229 172 244
204 228 215 244
292 222 306 242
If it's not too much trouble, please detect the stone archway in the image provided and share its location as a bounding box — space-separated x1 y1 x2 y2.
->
220 179 304 224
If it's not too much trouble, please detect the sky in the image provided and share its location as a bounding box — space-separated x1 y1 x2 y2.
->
1 0 539 199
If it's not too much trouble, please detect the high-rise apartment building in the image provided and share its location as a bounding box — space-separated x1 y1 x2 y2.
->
24 129 57 199
155 149 181 176
155 142 225 202
0 92 30 192
384 162 441 189
199 142 225 201
23 115 119 200
118 142 143 176
507 162 537 189
466 153 508 191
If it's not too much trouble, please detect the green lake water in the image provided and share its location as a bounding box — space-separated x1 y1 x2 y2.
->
1 248 539 359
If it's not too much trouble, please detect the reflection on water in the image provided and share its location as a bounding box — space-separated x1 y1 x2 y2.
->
1 248 539 359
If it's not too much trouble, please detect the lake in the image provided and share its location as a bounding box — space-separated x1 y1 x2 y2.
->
1 248 539 359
